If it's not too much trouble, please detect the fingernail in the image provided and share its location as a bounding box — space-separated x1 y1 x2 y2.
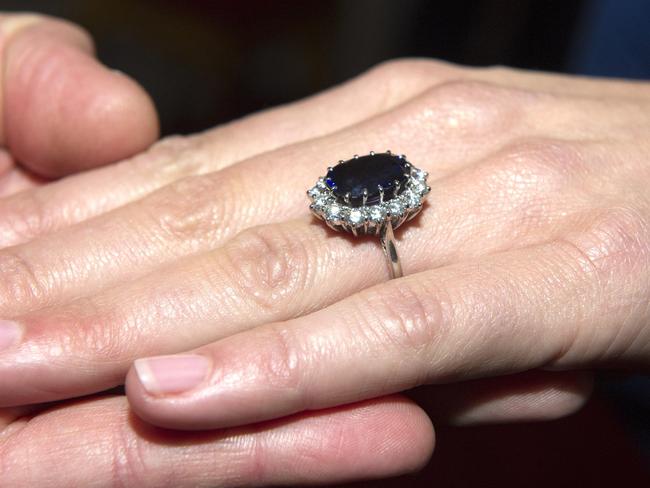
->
134 354 210 396
0 319 22 352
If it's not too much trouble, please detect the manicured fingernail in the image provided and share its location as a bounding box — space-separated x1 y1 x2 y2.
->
0 319 22 352
134 354 210 396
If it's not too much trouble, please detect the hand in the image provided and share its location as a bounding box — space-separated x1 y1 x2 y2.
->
0 54 446 486
1 395 433 486
1 58 648 483
122 65 646 426
0 9 158 430
0 12 158 184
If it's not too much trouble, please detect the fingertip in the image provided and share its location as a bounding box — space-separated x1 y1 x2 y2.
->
371 395 435 475
3 16 159 177
278 396 436 482
427 370 595 426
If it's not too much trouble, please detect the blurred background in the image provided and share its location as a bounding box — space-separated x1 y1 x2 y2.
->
1 0 648 136
0 0 648 486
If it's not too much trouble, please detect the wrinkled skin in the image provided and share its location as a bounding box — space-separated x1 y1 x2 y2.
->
1 11 650 488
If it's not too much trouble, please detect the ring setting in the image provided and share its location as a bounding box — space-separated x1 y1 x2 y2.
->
307 151 429 278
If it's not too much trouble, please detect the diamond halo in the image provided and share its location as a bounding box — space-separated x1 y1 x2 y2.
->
307 151 429 236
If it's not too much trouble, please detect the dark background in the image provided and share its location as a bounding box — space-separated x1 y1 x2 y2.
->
3 0 648 137
0 0 649 486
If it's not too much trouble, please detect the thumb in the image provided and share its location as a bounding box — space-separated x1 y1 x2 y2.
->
0 13 159 178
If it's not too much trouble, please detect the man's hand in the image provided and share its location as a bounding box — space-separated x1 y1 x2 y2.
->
0 12 158 183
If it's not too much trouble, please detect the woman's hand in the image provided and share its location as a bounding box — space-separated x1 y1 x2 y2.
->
0 17 436 486
123 56 650 428
0 57 648 482
2 58 647 407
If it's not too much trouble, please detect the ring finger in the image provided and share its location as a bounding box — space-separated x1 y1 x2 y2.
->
0 131 602 405
0 79 595 317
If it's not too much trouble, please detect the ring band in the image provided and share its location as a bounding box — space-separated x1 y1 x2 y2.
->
307 151 429 279
380 220 402 279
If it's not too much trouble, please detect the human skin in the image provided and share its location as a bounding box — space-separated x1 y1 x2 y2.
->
0 13 158 179
1 11 650 487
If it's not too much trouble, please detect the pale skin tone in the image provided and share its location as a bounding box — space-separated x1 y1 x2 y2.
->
0 11 649 487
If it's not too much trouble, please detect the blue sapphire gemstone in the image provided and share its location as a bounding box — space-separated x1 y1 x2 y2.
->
326 153 409 207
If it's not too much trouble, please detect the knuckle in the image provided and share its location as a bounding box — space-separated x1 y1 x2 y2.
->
551 205 650 364
356 279 445 353
401 80 526 135
252 326 304 397
142 172 236 249
0 194 51 247
473 139 586 228
568 205 650 281
497 138 588 183
131 134 213 181
359 58 463 112
41 299 134 365
0 250 47 311
223 225 311 314
426 78 501 99
368 58 459 86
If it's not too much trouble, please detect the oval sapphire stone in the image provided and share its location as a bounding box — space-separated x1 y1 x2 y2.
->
326 153 409 207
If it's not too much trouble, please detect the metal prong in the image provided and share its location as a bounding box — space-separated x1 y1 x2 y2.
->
400 154 406 159
338 160 344 165
369 150 375 156
393 180 401 197
354 154 359 159
386 149 392 154
327 166 333 172
362 188 368 205
344 192 351 204
378 184 384 204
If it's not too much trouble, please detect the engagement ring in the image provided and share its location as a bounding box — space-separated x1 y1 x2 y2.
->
307 151 429 278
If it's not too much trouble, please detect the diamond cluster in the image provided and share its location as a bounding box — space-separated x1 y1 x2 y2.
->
308 153 429 235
